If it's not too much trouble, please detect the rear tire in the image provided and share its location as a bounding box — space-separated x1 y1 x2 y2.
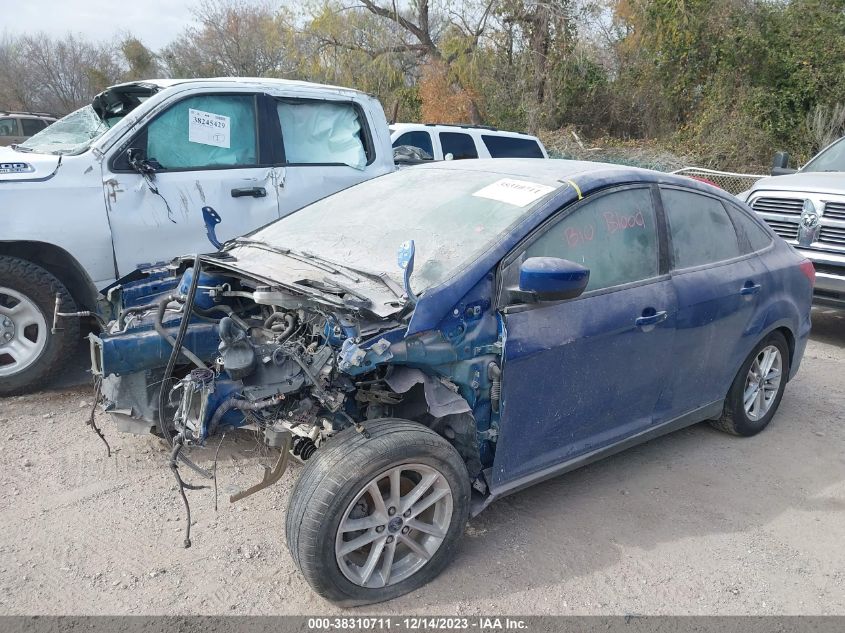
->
285 419 470 606
710 331 789 437
0 256 79 396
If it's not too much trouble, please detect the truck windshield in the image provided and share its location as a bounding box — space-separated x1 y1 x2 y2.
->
803 137 845 173
16 105 109 155
246 167 562 292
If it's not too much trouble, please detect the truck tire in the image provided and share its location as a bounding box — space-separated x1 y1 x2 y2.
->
0 256 80 396
710 331 790 437
285 419 471 606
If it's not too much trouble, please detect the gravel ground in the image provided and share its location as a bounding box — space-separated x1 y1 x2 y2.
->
0 308 842 616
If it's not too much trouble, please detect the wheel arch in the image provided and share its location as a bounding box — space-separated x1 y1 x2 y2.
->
0 241 98 310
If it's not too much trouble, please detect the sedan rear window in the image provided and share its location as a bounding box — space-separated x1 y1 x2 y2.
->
662 188 741 268
482 135 544 158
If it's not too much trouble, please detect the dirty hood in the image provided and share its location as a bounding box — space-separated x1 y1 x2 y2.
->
749 171 845 197
0 146 61 182
204 245 404 319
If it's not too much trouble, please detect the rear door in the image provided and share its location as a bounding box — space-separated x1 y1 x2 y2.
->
105 92 283 275
657 186 766 421
439 131 478 160
493 185 677 490
272 98 381 217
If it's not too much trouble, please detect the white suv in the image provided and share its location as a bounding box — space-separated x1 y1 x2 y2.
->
390 123 548 161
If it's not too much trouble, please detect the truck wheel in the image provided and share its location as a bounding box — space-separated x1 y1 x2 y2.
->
0 257 80 396
285 419 470 606
710 331 789 437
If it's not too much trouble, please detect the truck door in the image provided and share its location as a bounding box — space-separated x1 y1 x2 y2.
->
103 93 283 276
270 98 382 217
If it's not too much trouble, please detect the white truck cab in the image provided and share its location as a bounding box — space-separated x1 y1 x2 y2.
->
389 122 548 161
0 78 394 394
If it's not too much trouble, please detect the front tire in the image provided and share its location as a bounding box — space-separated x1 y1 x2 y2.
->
711 331 789 437
0 257 79 396
285 419 471 606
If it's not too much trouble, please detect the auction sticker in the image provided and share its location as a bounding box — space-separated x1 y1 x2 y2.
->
188 108 231 148
472 178 556 207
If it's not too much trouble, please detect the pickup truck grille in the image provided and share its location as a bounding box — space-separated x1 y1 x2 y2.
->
752 197 804 215
823 201 845 221
819 225 845 246
763 218 800 240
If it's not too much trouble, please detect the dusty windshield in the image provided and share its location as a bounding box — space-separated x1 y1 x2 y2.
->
17 105 108 155
245 168 562 292
803 137 845 172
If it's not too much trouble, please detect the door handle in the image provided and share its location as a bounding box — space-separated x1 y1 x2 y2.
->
231 186 267 198
635 310 668 328
740 282 762 296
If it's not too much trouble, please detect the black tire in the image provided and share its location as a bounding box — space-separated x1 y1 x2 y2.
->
710 331 790 437
285 419 471 606
0 256 79 396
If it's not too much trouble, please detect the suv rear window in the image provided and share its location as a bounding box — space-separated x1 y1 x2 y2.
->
439 132 478 160
482 135 543 158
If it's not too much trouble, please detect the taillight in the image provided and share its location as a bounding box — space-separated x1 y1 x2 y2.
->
799 260 816 287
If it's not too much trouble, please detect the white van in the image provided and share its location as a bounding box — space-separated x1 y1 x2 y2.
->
390 122 548 161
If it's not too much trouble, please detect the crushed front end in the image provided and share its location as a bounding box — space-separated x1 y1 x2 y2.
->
89 250 502 544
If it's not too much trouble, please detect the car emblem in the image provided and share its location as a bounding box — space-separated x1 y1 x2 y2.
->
798 199 821 245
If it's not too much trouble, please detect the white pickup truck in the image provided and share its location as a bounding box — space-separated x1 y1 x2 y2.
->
0 78 395 394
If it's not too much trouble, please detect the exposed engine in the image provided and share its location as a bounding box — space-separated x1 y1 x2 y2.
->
86 253 500 546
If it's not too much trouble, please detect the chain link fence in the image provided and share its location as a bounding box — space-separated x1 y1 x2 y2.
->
671 167 768 196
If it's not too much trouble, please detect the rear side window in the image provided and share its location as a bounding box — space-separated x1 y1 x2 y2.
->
726 204 773 252
439 132 478 160
482 135 544 158
21 119 47 135
277 100 368 169
0 117 18 136
392 131 433 157
146 95 258 170
662 188 741 268
524 187 659 292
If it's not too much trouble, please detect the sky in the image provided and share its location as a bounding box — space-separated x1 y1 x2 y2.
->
3 0 200 50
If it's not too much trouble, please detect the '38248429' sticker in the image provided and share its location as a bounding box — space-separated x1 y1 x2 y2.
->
188 108 231 149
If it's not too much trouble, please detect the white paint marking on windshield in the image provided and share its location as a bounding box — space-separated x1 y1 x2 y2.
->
472 178 556 207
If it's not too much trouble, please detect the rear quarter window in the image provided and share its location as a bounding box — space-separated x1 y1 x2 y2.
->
482 135 544 158
726 203 774 252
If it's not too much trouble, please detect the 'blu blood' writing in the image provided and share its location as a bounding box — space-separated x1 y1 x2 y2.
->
603 210 645 232
565 222 595 246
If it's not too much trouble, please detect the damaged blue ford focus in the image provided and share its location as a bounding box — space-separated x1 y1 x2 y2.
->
88 159 814 605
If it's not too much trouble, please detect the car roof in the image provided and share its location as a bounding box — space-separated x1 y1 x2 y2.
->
411 158 727 197
109 77 369 99
391 122 539 140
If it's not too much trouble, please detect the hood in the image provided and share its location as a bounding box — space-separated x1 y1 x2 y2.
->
749 171 845 197
202 246 404 319
0 146 61 182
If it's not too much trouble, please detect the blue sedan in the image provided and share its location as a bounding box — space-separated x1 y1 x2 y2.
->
90 159 814 605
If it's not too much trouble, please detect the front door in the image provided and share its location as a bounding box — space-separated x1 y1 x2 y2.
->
104 93 282 276
492 186 677 492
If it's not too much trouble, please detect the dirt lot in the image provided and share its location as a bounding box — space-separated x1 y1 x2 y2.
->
0 308 842 616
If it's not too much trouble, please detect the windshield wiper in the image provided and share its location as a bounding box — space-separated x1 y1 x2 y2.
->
225 238 405 300
225 239 362 282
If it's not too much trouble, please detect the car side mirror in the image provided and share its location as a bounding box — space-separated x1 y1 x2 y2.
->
771 151 797 176
126 147 158 175
513 257 590 303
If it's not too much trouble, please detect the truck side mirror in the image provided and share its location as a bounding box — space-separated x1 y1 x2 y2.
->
771 151 797 176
